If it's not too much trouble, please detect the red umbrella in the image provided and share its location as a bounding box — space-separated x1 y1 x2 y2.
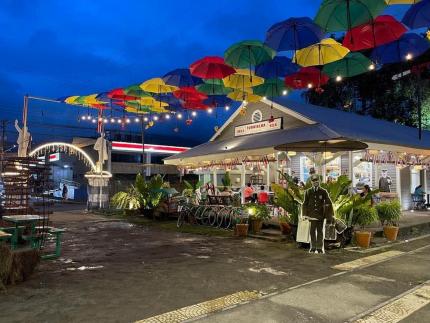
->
108 88 138 101
190 56 236 79
285 67 329 90
343 15 407 52
182 100 209 110
173 87 208 101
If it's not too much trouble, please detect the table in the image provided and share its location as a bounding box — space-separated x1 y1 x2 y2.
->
2 215 45 250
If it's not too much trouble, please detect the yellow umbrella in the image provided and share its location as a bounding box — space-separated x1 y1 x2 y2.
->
385 0 420 4
81 94 106 105
134 97 169 107
223 69 264 89
64 96 79 104
139 78 178 94
228 89 262 103
125 107 150 114
294 38 350 67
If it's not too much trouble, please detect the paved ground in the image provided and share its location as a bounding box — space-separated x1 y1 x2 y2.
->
0 207 429 323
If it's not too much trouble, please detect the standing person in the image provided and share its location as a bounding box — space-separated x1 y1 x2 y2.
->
379 169 392 192
62 184 68 201
302 174 334 254
257 185 269 204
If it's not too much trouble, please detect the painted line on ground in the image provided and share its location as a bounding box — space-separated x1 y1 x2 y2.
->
345 233 430 254
332 251 405 271
135 290 261 323
351 281 430 323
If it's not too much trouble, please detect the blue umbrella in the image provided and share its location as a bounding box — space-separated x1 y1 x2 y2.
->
402 0 430 29
203 95 233 107
371 33 430 64
265 17 325 52
255 56 299 79
162 68 203 87
154 93 183 109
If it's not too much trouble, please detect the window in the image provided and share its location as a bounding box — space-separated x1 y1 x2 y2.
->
411 168 421 194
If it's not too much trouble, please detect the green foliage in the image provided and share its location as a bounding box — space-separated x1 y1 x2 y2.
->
272 173 304 225
244 204 271 221
278 213 290 223
375 200 402 226
182 179 203 198
221 171 232 189
353 204 378 230
111 174 167 212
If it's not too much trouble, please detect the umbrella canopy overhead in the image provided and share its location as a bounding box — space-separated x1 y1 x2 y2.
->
402 0 430 29
124 85 152 98
108 88 138 101
153 93 182 107
133 97 169 107
255 56 299 79
253 78 288 97
190 56 236 79
173 87 208 101
386 0 421 4
162 68 203 87
196 79 233 95
265 17 325 52
314 0 387 32
285 67 329 89
203 95 233 107
140 78 178 94
227 90 262 103
343 15 407 51
322 52 374 78
223 69 264 89
371 33 430 64
224 40 276 69
181 100 209 110
294 38 350 67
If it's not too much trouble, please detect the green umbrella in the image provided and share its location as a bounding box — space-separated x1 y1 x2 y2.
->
224 40 276 68
253 78 288 97
322 52 374 78
196 79 233 95
124 85 152 98
314 0 387 32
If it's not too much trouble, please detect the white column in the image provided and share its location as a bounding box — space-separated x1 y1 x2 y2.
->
241 163 246 204
275 153 279 184
396 166 402 206
146 152 151 177
266 162 271 188
348 152 353 180
212 169 218 192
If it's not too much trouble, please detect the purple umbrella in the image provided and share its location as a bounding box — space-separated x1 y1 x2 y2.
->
402 0 430 30
255 56 300 79
162 68 203 87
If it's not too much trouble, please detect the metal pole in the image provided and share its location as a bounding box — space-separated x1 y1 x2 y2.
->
141 118 145 176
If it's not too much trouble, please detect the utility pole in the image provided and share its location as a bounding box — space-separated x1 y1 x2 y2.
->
0 120 9 154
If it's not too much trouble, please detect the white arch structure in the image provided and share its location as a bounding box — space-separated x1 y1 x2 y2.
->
29 142 97 172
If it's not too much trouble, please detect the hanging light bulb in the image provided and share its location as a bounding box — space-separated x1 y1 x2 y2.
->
177 113 183 119
103 119 108 124
406 53 413 61
135 117 140 123
191 111 197 117
144 117 149 122
126 118 131 123
153 115 159 121
117 119 122 124
242 99 247 104
225 105 230 111
369 63 375 71
263 96 267 100
307 83 313 89
110 118 115 123
336 75 342 82
208 108 213 114
81 115 86 120
282 90 288 96
92 119 97 124
165 114 170 119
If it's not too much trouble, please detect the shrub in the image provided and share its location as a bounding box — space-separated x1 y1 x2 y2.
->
375 200 402 226
244 204 271 221
353 204 378 230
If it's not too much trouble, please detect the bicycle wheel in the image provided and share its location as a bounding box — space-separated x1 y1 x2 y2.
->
216 206 231 228
206 206 218 227
177 204 190 228
199 206 214 226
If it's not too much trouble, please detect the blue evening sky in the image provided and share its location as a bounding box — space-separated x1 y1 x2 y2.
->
0 1 409 146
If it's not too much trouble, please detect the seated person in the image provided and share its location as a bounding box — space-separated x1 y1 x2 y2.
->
257 185 269 204
360 184 373 205
244 183 254 202
414 185 425 198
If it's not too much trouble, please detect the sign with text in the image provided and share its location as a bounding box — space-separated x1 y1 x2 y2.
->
234 118 282 137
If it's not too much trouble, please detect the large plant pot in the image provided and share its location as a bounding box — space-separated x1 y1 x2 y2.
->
279 222 291 235
355 231 372 248
250 219 263 233
142 208 154 218
235 224 249 237
383 226 399 241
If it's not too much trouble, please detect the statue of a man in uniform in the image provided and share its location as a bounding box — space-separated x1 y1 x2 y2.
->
15 119 31 157
302 174 334 254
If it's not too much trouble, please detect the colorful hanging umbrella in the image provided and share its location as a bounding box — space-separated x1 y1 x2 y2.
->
64 96 80 104
125 106 151 114
190 56 236 79
343 15 407 51
140 78 178 94
386 0 421 4
107 88 139 101
162 68 203 87
285 67 329 89
133 97 169 107
203 95 233 107
322 52 374 78
294 38 350 67
127 101 169 113
265 17 325 52
182 100 209 110
173 87 208 101
370 33 430 64
314 0 387 32
124 85 152 98
224 40 276 69
154 93 182 107
227 90 262 103
255 56 300 79
196 79 233 95
253 78 288 97
402 0 430 29
223 69 264 89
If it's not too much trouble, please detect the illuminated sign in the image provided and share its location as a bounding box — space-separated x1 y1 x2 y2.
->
37 153 60 162
234 118 282 137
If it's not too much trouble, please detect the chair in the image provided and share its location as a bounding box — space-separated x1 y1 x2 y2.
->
411 194 426 210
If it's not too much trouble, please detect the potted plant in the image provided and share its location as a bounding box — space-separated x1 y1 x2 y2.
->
278 213 292 235
245 204 271 233
376 199 402 241
221 171 232 191
234 216 249 237
353 204 378 248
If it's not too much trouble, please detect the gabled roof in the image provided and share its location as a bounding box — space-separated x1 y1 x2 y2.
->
271 98 430 150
